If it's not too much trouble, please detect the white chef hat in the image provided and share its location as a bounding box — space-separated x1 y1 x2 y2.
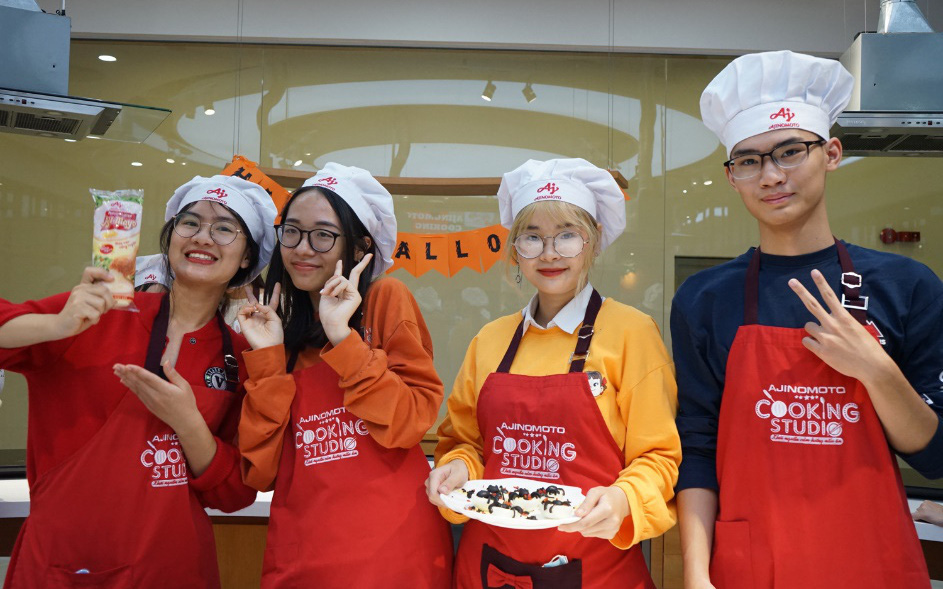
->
165 175 278 286
302 163 396 277
497 158 626 252
134 254 169 289
700 50 854 157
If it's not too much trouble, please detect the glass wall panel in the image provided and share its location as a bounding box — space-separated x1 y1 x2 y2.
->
1 41 940 467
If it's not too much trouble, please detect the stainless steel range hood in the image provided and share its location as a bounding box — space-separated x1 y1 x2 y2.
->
0 3 170 142
832 1 943 156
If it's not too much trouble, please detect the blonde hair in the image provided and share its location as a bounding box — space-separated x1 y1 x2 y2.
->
503 200 601 296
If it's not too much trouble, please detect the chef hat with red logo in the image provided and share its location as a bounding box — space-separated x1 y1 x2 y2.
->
134 253 169 289
497 158 626 252
700 50 854 157
302 163 396 277
165 175 278 285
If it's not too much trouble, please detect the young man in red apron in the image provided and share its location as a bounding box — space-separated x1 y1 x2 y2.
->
672 51 943 589
428 158 681 588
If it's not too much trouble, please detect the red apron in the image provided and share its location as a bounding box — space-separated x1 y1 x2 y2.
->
260 352 453 589
455 290 655 589
6 294 241 589
711 241 929 589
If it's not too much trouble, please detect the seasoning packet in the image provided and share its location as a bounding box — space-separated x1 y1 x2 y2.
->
91 188 144 311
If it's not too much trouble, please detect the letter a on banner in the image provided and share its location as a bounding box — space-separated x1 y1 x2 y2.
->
389 234 419 276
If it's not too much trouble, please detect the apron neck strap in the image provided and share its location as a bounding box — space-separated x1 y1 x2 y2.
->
744 238 867 326
144 294 239 392
496 289 603 374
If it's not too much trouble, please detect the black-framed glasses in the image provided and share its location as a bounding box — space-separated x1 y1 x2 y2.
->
173 212 244 246
275 223 343 252
724 140 826 180
513 230 588 259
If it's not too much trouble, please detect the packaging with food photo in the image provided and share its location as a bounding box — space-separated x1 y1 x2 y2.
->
91 188 144 311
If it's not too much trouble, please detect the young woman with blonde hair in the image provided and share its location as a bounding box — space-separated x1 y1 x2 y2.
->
427 158 681 588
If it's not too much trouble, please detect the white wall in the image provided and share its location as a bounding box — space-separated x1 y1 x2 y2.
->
42 0 943 57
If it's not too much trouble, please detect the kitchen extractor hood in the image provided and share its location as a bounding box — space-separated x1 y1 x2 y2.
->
0 3 170 142
831 1 943 156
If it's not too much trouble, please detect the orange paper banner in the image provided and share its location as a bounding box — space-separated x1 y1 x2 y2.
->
220 156 292 222
389 225 509 278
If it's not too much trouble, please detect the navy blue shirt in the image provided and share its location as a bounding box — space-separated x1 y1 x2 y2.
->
672 242 943 491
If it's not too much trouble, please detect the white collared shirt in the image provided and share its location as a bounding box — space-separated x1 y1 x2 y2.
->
520 283 603 334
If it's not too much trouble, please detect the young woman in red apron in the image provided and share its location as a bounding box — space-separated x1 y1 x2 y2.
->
238 163 453 588
0 175 277 588
427 159 681 589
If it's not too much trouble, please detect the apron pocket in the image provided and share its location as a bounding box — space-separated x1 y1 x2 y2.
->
709 520 755 589
480 543 582 589
46 564 133 588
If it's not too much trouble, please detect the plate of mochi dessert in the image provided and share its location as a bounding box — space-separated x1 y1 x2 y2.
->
441 478 585 529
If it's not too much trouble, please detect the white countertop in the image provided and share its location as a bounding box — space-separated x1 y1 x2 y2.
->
2 478 942 541
0 479 271 519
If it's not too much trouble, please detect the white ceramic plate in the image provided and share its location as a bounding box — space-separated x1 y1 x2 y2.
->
441 477 585 530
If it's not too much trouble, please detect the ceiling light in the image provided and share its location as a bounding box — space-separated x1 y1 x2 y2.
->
481 81 496 102
131 162 143 167
204 107 216 116
522 83 537 103
293 159 303 167
703 180 713 186
98 55 117 62
166 158 175 164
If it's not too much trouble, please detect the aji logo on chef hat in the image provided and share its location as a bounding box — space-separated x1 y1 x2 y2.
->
165 175 278 286
134 253 170 289
700 50 854 157
302 163 397 277
497 158 626 252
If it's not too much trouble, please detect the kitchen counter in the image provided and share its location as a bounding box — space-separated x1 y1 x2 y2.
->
2 478 942 541
0 479 271 519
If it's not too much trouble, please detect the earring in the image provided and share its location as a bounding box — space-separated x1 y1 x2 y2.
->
515 266 522 285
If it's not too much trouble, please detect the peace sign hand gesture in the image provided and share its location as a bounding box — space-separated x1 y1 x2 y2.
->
319 253 373 346
237 283 283 350
788 269 889 382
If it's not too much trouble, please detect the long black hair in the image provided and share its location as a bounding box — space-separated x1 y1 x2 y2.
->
265 186 378 355
158 200 261 290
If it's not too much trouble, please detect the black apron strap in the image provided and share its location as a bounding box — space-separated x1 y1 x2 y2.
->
835 240 868 325
145 294 171 379
495 319 526 374
744 247 762 325
745 239 867 327
216 312 239 392
495 289 603 375
144 293 239 392
568 289 602 373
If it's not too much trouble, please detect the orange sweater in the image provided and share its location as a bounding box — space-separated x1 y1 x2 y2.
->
239 277 444 492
